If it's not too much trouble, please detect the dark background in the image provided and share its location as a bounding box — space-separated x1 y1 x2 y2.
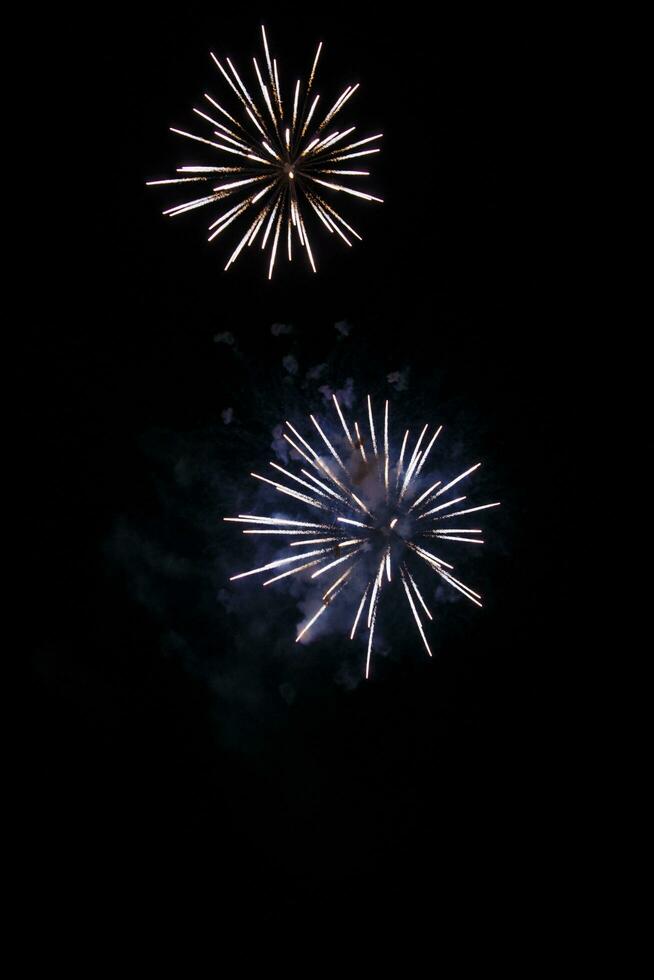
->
32 6 573 923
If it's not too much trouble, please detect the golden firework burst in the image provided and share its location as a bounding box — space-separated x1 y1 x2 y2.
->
147 25 383 277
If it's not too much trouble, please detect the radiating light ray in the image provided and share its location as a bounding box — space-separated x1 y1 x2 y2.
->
307 194 337 234
260 26 275 95
310 544 364 578
308 199 353 246
367 395 378 457
384 400 390 497
243 529 330 536
400 566 432 658
310 177 383 203
332 396 354 449
319 200 363 240
323 566 353 601
149 27 382 276
435 503 501 520
435 463 482 497
329 149 381 161
263 557 325 585
408 542 454 570
408 480 442 511
407 424 429 475
301 469 349 505
300 95 321 139
147 177 221 186
415 425 443 476
224 515 331 528
299 448 370 515
250 471 328 511
286 425 361 506
289 536 343 546
296 602 329 642
354 421 367 461
202 92 243 128
310 414 346 471
273 60 283 117
225 210 268 268
351 583 371 640
365 603 378 680
432 568 483 607
398 448 423 503
427 528 483 534
299 213 317 272
273 484 330 510
226 395 499 676
349 490 374 518
367 556 386 627
429 536 485 544
283 432 317 470
292 80 300 135
285 420 320 460
405 566 433 621
396 429 409 490
269 461 328 498
308 41 322 91
418 495 467 519
335 133 383 151
230 547 332 581
177 165 244 172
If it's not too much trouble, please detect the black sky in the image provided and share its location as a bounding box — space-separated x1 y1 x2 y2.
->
31 6 573 924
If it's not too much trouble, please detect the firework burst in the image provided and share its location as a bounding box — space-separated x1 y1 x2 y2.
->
147 25 383 277
225 396 500 678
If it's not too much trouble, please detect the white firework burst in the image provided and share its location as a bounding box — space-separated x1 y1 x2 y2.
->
147 25 383 278
225 395 500 678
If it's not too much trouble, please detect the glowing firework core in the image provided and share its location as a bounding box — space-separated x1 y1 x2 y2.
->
225 395 500 678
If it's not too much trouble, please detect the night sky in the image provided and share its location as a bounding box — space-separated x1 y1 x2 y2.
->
33 7 570 924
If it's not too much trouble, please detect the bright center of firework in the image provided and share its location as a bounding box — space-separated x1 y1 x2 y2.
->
371 508 406 542
225 394 500 679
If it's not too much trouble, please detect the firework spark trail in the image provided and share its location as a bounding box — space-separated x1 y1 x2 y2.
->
354 421 367 462
263 557 325 585
367 394 379 457
225 395 500 676
408 542 454 570
408 479 442 511
224 516 331 527
396 430 409 490
333 394 354 449
400 565 432 658
417 495 467 519
289 536 348 546
384 400 390 499
350 584 371 640
148 26 382 276
415 425 443 476
404 565 433 621
434 502 502 520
